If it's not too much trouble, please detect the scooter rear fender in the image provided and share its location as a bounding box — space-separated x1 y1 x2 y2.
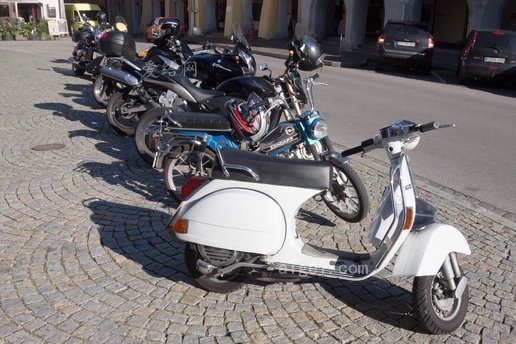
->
392 223 471 277
174 185 287 255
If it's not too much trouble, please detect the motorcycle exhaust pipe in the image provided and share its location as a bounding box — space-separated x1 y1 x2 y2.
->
100 66 139 87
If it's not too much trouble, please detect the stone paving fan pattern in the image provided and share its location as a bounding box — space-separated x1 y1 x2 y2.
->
0 40 515 343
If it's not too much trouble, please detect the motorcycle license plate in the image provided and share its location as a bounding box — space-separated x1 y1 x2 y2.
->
483 57 505 64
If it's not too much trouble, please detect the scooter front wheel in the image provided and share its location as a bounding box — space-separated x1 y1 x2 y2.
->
413 260 468 334
184 244 247 293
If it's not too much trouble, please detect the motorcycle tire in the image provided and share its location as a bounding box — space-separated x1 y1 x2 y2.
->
184 244 247 293
163 147 216 202
135 107 184 165
413 263 468 334
106 91 142 136
317 138 368 223
93 75 114 107
72 63 85 76
323 162 369 223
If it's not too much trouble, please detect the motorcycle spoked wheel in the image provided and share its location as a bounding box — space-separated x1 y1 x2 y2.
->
184 244 247 293
72 63 85 76
93 75 114 107
163 147 216 201
135 107 184 165
413 263 468 334
106 91 143 136
309 139 369 223
323 163 369 223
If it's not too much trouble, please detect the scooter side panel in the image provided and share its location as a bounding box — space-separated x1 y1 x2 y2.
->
177 188 286 255
392 223 471 277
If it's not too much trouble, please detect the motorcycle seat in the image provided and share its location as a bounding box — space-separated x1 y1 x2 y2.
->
212 147 332 190
167 111 231 131
167 73 225 102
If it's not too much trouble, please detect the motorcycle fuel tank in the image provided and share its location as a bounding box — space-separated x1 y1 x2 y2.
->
257 121 302 154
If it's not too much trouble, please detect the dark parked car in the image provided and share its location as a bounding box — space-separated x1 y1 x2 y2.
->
457 29 516 84
376 21 435 74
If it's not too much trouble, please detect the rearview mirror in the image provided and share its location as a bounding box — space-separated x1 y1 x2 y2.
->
260 63 269 71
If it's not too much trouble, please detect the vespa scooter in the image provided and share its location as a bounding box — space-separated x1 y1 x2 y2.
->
166 119 470 334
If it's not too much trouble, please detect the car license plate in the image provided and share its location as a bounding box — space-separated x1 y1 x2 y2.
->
483 57 505 63
396 41 416 47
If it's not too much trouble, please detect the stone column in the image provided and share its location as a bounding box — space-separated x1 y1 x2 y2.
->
258 0 279 39
466 0 508 32
224 0 253 37
140 0 153 34
342 0 369 50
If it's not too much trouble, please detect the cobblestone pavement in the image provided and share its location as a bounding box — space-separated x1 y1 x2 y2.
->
0 40 515 344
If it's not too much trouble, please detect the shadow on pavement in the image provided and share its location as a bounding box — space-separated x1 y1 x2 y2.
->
85 199 191 283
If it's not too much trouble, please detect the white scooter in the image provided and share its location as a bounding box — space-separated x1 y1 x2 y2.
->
166 119 470 334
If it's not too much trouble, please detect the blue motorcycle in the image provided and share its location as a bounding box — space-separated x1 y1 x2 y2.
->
151 72 369 223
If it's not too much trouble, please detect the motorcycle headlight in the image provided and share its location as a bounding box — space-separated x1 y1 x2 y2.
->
310 119 328 139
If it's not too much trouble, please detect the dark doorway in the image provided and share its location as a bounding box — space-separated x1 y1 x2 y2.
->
366 0 384 37
17 3 41 22
501 0 516 31
216 0 227 31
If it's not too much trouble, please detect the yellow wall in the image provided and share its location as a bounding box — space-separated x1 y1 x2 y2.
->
258 0 278 39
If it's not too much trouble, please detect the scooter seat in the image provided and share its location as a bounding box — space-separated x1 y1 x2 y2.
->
212 148 332 190
167 111 232 131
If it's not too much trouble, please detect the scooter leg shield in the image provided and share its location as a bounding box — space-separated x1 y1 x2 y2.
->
392 223 470 277
175 185 286 256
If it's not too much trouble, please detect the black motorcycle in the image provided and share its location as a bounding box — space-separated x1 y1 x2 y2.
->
68 13 111 76
102 24 265 137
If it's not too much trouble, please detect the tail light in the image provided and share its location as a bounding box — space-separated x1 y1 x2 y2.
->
377 34 385 45
470 31 478 49
100 32 108 39
428 38 435 49
181 176 209 199
492 31 505 35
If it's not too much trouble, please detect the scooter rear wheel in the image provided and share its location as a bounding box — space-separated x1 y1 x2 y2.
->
184 244 246 293
413 263 468 334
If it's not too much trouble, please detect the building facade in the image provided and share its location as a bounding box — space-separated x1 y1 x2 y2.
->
1 0 66 22
63 0 516 49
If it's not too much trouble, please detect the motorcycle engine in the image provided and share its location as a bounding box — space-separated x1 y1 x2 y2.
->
291 141 324 160
198 245 241 268
159 90 180 107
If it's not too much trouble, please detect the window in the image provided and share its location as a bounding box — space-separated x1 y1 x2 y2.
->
0 5 10 17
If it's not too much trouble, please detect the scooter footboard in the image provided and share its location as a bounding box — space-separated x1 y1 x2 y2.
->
176 188 286 255
392 224 470 277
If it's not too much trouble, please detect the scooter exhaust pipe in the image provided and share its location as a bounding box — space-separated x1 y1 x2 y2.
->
100 66 139 87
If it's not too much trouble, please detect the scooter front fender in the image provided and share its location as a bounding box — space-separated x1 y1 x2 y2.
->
392 223 470 277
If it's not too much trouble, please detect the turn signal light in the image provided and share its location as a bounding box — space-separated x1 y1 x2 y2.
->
377 34 385 44
172 219 188 234
428 38 435 49
404 207 414 230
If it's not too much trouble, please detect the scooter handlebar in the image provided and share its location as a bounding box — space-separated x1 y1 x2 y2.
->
417 121 440 132
341 138 375 157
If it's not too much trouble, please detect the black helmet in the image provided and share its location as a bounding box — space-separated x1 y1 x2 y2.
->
287 36 325 71
97 12 108 26
160 19 182 38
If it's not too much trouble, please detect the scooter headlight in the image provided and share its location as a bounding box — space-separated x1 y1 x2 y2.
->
310 119 328 139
